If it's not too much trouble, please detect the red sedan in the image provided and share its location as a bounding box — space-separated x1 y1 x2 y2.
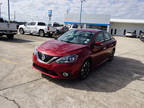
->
33 29 117 80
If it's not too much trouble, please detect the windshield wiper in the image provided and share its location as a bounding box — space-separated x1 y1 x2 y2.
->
59 40 73 43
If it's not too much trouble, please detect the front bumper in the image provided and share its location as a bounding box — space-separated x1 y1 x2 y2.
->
32 54 81 79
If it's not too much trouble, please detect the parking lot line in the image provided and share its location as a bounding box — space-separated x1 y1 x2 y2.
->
0 58 18 65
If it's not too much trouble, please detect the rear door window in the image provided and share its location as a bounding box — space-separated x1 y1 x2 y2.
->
27 23 31 26
95 32 105 42
30 22 36 26
104 32 112 41
38 22 46 26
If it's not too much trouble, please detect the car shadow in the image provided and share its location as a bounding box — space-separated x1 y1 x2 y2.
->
0 36 33 43
24 34 55 39
43 56 144 92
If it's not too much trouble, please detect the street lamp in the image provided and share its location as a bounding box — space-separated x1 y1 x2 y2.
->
0 3 2 18
8 0 10 22
80 0 86 28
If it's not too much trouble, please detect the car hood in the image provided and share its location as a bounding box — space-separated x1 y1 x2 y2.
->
37 39 88 56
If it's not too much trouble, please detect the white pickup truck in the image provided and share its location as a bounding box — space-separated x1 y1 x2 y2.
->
18 22 56 37
0 18 17 39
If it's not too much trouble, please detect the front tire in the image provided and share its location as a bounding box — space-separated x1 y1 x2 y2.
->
79 60 91 80
19 28 24 34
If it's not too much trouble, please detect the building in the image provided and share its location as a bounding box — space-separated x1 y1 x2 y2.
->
64 14 144 36
64 14 111 31
110 19 144 36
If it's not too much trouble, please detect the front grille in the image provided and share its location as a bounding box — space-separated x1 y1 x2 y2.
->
33 63 58 76
38 51 53 62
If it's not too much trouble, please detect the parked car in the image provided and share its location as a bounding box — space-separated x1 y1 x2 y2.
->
69 24 79 30
32 29 117 80
54 26 69 34
18 22 56 37
0 18 17 40
125 32 137 38
139 32 144 41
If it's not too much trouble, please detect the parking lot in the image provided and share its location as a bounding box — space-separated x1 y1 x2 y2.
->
0 34 144 108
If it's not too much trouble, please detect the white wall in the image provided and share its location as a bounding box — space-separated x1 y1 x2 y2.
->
110 22 144 36
64 14 110 25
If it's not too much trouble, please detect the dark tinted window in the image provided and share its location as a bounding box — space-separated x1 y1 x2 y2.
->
104 32 112 41
114 29 117 35
31 22 36 26
111 29 113 35
95 32 104 42
38 22 46 26
72 24 78 28
0 18 4 22
27 22 36 26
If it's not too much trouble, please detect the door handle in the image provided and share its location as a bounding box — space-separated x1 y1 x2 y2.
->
109 44 114 47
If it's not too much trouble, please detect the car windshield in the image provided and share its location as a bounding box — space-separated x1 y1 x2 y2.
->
57 30 95 45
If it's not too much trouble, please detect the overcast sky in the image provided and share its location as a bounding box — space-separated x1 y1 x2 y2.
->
0 0 144 23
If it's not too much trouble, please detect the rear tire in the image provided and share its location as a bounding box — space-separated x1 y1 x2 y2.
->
19 28 24 34
79 60 91 80
39 30 45 37
108 49 115 61
7 34 14 40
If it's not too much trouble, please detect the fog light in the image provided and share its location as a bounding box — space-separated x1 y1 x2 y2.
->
62 72 69 77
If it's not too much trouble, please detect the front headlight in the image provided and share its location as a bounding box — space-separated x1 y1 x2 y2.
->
34 47 38 55
56 54 78 63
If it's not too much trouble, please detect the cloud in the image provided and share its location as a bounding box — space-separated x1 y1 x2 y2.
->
0 0 144 23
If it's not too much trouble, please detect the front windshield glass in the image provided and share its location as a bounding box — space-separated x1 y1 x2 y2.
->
57 30 95 44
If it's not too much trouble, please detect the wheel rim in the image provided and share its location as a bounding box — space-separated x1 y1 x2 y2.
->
80 61 90 79
40 31 44 36
20 29 23 34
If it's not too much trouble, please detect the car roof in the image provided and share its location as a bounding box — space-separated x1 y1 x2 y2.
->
27 21 45 23
74 28 103 33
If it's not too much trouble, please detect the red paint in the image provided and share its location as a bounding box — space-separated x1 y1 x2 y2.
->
32 29 117 79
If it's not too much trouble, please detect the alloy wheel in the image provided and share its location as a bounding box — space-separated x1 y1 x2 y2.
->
39 30 45 37
79 60 91 80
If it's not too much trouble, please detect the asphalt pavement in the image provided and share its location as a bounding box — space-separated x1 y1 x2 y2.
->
0 34 144 108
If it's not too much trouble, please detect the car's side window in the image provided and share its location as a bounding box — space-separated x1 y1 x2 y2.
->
38 22 46 26
108 33 112 39
95 32 104 42
104 32 111 41
31 22 36 26
27 23 31 26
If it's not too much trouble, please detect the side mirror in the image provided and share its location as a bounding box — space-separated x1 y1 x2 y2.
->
95 41 102 46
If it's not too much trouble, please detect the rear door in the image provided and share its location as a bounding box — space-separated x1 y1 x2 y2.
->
91 32 106 67
103 32 114 58
29 22 36 34
24 23 31 33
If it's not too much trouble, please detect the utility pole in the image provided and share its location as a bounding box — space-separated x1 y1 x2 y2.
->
67 8 70 15
14 11 16 21
8 0 10 22
0 3 2 18
80 0 86 28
